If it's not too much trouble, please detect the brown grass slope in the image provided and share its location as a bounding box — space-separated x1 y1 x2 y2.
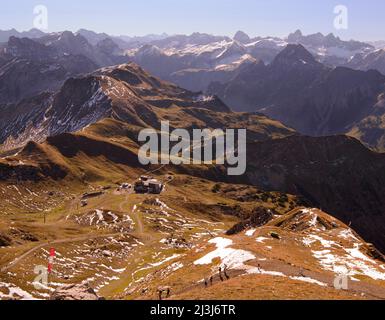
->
245 135 385 253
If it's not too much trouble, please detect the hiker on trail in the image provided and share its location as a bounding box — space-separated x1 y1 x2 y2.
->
257 264 262 273
204 279 208 288
158 286 171 299
219 267 224 282
210 276 213 286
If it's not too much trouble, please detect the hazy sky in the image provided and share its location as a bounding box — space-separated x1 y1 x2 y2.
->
0 0 384 41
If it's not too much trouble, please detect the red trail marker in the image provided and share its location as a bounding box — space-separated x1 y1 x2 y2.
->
48 248 55 273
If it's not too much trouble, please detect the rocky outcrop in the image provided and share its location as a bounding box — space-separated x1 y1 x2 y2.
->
346 49 385 75
209 44 385 139
50 283 104 300
226 207 275 235
0 232 12 247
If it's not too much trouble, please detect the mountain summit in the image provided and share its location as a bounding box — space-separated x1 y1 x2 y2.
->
272 44 319 67
1 28 385 301
210 44 385 139
233 30 251 44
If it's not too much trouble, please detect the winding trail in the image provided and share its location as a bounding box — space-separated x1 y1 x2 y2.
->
118 194 144 236
1 167 174 279
1 232 122 273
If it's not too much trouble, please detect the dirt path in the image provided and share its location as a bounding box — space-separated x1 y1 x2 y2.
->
120 169 174 240
1 232 122 273
65 195 80 221
118 194 143 236
166 263 385 301
2 168 172 278
133 208 144 235
166 269 245 300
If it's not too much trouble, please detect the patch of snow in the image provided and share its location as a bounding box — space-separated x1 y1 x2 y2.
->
194 94 215 102
150 254 181 267
256 237 268 243
168 262 184 272
245 229 256 237
303 235 337 248
345 244 374 263
100 265 126 273
258 270 285 277
0 282 36 300
338 229 359 241
194 237 255 270
312 243 385 281
245 268 328 287
123 215 134 224
289 276 327 287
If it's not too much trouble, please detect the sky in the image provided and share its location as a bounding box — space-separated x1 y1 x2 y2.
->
0 0 384 41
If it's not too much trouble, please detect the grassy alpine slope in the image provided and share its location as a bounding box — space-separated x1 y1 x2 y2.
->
1 63 385 300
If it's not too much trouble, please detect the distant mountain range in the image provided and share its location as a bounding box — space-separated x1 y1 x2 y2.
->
2 29 383 87
2 28 385 150
346 49 385 75
0 62 292 152
1 60 385 254
369 40 385 49
0 31 128 105
124 29 379 93
209 44 385 151
1 29 385 152
2 28 385 299
0 28 46 42
0 28 169 49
